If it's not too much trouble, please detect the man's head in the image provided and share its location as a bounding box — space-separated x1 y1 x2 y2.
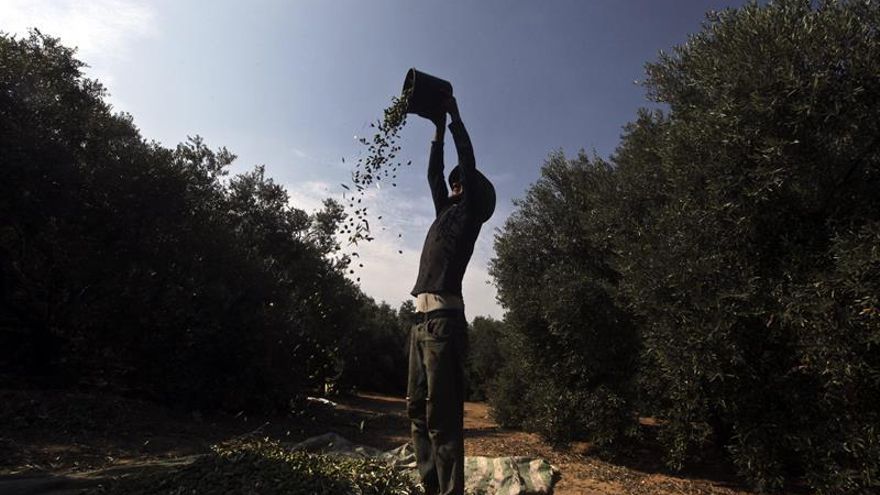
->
447 165 496 222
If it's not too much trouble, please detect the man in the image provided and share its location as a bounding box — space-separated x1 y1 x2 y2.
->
406 96 495 495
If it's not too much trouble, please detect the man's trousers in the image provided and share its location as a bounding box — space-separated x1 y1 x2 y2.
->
406 309 468 495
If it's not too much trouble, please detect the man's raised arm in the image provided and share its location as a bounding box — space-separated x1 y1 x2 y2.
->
445 98 479 209
428 114 449 216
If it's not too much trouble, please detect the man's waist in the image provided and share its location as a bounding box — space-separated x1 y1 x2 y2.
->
415 292 464 313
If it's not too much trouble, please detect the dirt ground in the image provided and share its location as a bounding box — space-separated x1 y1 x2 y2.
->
345 393 753 495
0 388 758 494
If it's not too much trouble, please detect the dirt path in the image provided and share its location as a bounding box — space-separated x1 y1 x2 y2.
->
1 389 756 494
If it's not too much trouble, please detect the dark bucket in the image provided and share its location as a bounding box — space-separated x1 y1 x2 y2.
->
402 68 453 121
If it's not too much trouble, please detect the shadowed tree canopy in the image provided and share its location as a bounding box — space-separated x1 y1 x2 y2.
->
0 30 413 410
490 1 880 492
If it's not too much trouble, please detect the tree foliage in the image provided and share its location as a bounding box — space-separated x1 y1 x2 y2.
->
490 1 880 491
463 316 506 401
0 31 409 411
491 151 640 447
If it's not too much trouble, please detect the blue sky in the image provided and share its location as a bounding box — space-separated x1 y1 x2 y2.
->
4 0 749 320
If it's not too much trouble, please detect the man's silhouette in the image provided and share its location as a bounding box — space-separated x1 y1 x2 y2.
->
406 96 494 495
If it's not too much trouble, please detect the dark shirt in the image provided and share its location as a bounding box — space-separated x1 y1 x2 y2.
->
411 120 484 297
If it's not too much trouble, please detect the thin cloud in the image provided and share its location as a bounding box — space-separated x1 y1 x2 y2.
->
2 0 157 95
349 224 503 321
286 180 333 214
285 179 504 320
2 0 157 57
